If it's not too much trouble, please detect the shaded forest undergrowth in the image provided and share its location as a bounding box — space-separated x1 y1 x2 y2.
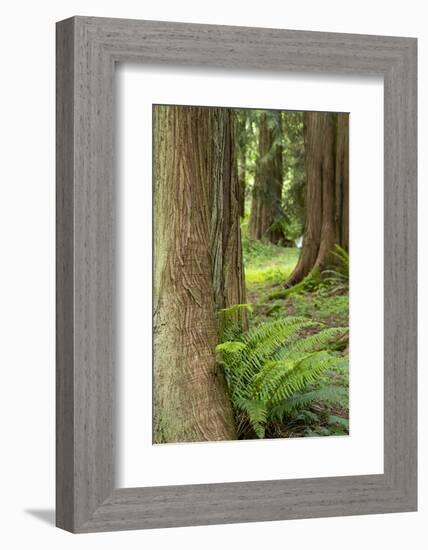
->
217 234 349 441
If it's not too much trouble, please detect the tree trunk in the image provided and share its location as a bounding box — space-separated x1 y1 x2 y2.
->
249 111 284 244
153 105 244 443
335 113 349 249
236 112 247 218
287 112 349 286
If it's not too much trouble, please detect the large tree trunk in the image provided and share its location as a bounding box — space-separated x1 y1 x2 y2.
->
153 105 244 443
287 112 349 286
249 111 284 244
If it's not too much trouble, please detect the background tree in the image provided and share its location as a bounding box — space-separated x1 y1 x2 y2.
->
281 111 305 241
248 111 285 244
236 110 248 218
287 112 349 286
153 105 245 444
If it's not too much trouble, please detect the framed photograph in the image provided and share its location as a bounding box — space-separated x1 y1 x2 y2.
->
56 16 417 533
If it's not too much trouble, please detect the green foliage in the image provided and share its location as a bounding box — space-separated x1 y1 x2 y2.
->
266 245 350 300
234 108 264 207
235 108 305 239
219 303 253 318
270 386 348 421
218 303 253 341
216 341 246 354
267 273 322 300
241 233 300 286
216 315 348 438
281 111 305 239
285 293 349 327
246 267 292 288
322 244 350 293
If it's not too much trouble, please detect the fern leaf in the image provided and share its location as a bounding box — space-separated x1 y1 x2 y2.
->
235 398 267 438
277 327 348 358
267 352 340 406
218 313 349 439
216 341 246 356
269 386 348 422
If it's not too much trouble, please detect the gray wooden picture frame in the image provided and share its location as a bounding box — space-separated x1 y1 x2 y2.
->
56 16 417 533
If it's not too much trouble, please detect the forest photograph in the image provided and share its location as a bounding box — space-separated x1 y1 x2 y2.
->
153 104 349 444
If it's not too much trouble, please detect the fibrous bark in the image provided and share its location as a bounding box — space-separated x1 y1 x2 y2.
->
287 112 349 286
153 105 245 443
236 112 247 218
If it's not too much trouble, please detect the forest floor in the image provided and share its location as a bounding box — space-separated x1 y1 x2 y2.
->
242 239 349 439
244 241 348 330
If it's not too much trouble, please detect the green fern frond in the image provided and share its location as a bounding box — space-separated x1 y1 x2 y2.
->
216 341 246 356
331 244 349 272
278 327 348 358
269 386 348 422
266 352 338 406
241 316 312 344
231 317 316 402
235 398 267 438
218 314 348 438
243 317 317 360
322 244 349 292
218 303 253 342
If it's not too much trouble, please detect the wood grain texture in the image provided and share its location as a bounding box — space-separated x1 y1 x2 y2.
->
56 17 75 532
56 16 417 533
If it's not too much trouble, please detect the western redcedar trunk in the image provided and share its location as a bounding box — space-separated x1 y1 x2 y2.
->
153 105 244 443
287 112 349 286
335 114 349 250
236 112 247 218
249 112 284 244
